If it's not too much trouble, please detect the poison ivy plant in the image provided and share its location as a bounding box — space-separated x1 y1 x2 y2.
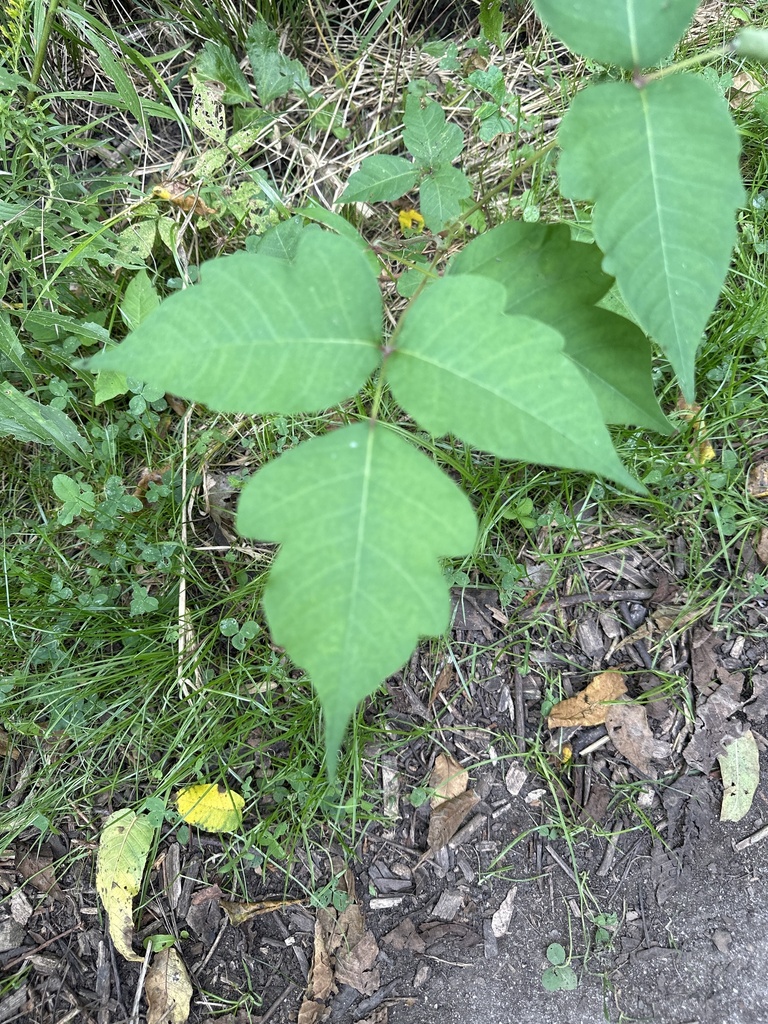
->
86 3 753 772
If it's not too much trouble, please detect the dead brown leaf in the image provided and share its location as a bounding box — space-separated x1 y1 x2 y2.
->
429 753 467 808
382 918 426 953
547 671 627 729
430 663 454 705
14 844 64 901
220 897 305 926
756 526 768 566
748 460 768 499
604 701 671 778
145 947 192 1024
684 678 743 773
426 790 480 856
729 71 762 107
335 928 380 994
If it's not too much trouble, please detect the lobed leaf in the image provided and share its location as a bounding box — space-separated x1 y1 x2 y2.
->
557 75 744 400
387 275 642 492
447 223 669 430
341 155 420 204
193 40 252 105
236 422 477 770
87 232 383 415
403 96 465 166
532 0 699 70
419 165 472 232
246 15 309 105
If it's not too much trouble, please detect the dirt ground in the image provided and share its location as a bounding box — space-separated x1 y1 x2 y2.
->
4 529 768 1024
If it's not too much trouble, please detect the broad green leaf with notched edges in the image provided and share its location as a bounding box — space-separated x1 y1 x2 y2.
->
532 0 699 69
420 165 472 232
341 155 420 204
403 96 464 166
236 423 477 770
558 75 744 401
86 232 383 415
447 223 670 431
194 40 251 105
387 276 642 492
246 15 309 105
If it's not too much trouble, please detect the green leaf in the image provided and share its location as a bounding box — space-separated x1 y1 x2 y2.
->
0 381 91 464
479 0 504 48
557 75 744 400
94 370 129 405
194 40 252 104
546 942 567 966
541 965 578 991
718 731 759 822
246 15 309 105
236 423 477 771
0 313 37 384
120 270 160 332
556 307 671 432
340 155 420 204
469 66 508 105
403 96 464 166
448 222 610 318
247 216 306 262
419 165 472 232
297 203 381 274
387 276 641 492
86 231 383 415
532 0 699 69
447 223 669 430
69 14 147 131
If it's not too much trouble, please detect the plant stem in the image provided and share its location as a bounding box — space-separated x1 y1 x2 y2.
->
639 44 730 85
26 0 62 105
460 138 558 222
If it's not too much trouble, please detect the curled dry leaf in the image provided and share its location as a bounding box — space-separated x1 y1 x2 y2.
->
604 700 671 778
430 753 468 808
220 897 305 926
426 789 480 856
145 947 193 1024
547 671 627 729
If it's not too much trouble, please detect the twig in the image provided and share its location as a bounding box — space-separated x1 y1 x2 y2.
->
544 843 578 885
258 983 295 1024
734 823 768 852
519 588 656 619
128 944 152 1024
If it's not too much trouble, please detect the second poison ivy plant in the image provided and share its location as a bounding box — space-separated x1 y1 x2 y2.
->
87 0 749 771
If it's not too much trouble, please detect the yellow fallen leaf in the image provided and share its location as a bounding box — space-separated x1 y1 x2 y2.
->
145 947 193 1024
176 783 244 833
547 671 627 729
96 809 155 962
398 208 425 233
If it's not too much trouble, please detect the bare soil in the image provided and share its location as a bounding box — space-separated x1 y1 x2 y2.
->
4 538 768 1024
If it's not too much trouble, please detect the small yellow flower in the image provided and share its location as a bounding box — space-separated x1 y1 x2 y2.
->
398 208 425 233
